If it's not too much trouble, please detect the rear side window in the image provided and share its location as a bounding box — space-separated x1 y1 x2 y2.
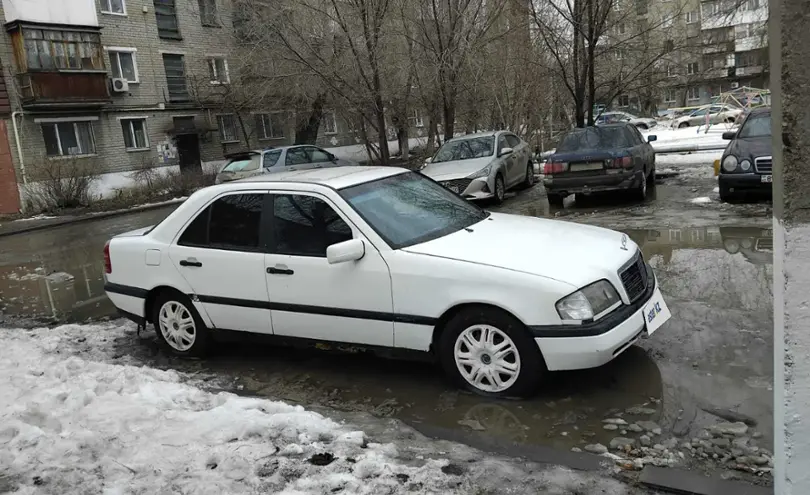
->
178 194 265 251
262 150 282 168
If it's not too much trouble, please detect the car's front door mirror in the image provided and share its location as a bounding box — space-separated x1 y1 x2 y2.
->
326 238 365 264
722 131 736 140
647 135 657 142
499 147 513 157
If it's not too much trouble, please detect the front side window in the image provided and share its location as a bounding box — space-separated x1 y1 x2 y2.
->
432 136 495 163
42 121 96 156
178 194 264 250
218 115 238 142
285 148 309 165
307 147 332 163
272 195 352 257
505 134 521 148
497 135 509 153
340 171 489 249
738 113 771 138
109 50 138 82
121 118 149 150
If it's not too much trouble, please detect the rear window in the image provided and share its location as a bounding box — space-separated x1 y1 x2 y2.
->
221 155 261 173
738 113 771 138
557 127 631 151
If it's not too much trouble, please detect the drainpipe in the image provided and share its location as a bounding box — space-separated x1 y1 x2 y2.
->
11 111 26 184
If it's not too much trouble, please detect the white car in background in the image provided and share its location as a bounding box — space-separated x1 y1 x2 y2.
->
103 167 671 398
669 104 743 128
420 131 534 204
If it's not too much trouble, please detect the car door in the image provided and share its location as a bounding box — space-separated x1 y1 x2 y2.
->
629 125 653 169
496 134 517 184
167 192 274 334
505 134 525 186
284 147 310 169
264 192 395 347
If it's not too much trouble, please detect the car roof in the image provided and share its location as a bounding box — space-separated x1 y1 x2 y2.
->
235 165 405 190
225 145 315 160
446 131 501 142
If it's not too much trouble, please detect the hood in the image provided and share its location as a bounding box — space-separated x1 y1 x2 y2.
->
403 212 638 288
421 156 494 181
724 135 772 160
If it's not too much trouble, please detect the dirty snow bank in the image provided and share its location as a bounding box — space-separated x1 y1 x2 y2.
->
0 323 652 494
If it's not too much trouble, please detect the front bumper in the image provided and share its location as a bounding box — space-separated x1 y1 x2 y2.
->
719 173 773 194
529 264 659 371
438 177 493 200
543 170 643 196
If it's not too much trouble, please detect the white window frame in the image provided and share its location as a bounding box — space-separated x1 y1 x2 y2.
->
257 112 285 139
322 111 337 135
101 0 127 15
616 49 624 60
106 47 139 84
617 94 630 107
664 89 676 103
217 114 239 143
411 109 424 128
687 62 699 75
120 117 150 151
686 11 699 24
667 65 676 77
208 56 230 84
41 121 97 157
687 87 700 101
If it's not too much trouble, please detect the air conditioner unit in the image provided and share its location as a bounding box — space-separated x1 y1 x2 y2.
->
731 82 740 89
110 78 129 93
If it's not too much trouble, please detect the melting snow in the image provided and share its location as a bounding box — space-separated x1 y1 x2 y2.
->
690 197 712 204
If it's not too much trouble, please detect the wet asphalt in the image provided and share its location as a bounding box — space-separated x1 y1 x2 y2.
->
0 152 773 485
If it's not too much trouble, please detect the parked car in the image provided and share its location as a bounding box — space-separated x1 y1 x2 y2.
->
214 145 355 184
420 131 534 204
103 167 671 398
718 107 772 202
669 104 743 129
595 111 658 130
720 226 773 265
542 124 657 206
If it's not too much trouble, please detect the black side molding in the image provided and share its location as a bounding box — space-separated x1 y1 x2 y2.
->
104 282 149 299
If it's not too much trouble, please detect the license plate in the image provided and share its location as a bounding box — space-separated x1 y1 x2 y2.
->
761 175 772 183
570 162 603 172
643 288 671 336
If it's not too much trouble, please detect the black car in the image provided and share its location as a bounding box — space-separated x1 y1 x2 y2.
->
542 124 657 206
718 107 772 202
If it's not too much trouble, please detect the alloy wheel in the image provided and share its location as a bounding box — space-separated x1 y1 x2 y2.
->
453 324 521 393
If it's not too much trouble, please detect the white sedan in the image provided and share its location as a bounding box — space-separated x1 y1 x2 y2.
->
103 167 671 398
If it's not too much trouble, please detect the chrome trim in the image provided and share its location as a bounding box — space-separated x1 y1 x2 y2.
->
754 155 773 174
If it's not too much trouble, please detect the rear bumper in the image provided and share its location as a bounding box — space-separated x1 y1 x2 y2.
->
543 170 643 195
719 173 772 194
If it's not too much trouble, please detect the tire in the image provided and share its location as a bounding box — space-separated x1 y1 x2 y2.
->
152 290 210 357
646 163 656 186
493 174 505 204
519 160 535 189
547 192 565 207
678 122 689 129
634 170 648 201
438 306 546 398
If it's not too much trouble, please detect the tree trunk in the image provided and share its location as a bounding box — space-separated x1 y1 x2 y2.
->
237 113 251 148
443 102 456 143
294 95 324 145
397 124 409 159
586 0 596 126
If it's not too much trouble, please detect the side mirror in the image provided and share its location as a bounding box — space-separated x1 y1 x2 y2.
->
647 135 657 142
722 131 736 140
424 156 433 164
499 147 514 157
326 238 365 264
328 153 337 162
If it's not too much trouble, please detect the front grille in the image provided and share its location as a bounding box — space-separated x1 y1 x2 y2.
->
441 178 472 193
756 238 773 251
619 253 648 302
754 156 772 174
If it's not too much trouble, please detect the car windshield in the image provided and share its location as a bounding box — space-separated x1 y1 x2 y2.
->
339 171 490 249
221 155 261 173
557 127 631 151
431 136 495 163
738 113 771 138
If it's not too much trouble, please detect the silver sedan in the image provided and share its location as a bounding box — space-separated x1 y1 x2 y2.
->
420 131 534 204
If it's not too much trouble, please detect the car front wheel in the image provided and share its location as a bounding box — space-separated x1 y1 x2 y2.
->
678 122 689 129
520 160 534 189
152 290 210 357
438 307 545 398
493 174 505 204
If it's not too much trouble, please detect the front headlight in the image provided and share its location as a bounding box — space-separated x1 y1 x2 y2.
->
468 165 492 179
740 159 751 171
722 155 738 172
556 280 621 321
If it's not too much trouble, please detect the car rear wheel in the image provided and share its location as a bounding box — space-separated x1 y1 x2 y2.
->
519 160 534 189
678 122 689 129
152 290 210 357
438 307 545 398
635 170 648 201
493 174 505 204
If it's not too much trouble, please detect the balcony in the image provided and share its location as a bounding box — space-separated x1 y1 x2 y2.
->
703 40 734 54
17 71 110 109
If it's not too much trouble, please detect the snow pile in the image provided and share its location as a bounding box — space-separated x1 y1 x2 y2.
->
690 197 713 204
0 327 457 494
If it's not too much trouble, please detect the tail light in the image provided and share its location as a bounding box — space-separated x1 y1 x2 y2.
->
103 241 112 274
544 162 566 174
607 157 633 169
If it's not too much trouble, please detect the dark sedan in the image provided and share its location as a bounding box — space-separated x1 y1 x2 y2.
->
542 124 657 206
718 107 771 202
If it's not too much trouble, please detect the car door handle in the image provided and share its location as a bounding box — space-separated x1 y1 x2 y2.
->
179 259 202 268
267 266 294 275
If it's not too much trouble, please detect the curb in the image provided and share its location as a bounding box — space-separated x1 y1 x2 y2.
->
0 200 183 239
639 465 772 495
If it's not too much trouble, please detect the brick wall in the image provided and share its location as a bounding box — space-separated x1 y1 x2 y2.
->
0 119 21 214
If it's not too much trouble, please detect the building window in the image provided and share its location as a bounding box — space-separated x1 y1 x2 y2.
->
687 87 700 100
635 0 647 15
108 49 138 83
257 113 284 139
661 15 673 28
617 94 630 107
121 118 149 150
617 23 626 35
322 111 337 134
162 54 189 102
42 121 96 157
663 39 674 53
410 109 424 128
21 29 103 71
101 0 126 15
685 11 699 24
198 0 219 26
154 0 181 39
664 89 676 103
208 57 229 84
667 65 675 77
687 62 699 75
616 49 624 60
702 2 718 18
218 114 238 142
